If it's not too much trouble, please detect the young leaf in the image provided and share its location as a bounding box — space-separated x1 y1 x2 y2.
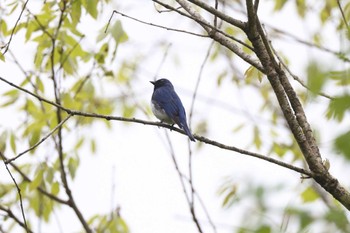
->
334 130 350 160
326 95 350 121
301 187 319 203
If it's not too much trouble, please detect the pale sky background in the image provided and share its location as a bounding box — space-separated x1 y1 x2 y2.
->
0 1 350 233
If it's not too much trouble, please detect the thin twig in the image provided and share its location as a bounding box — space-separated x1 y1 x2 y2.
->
337 0 350 34
0 151 29 233
5 114 72 164
106 10 207 38
165 132 203 233
152 0 256 53
1 0 30 55
268 25 350 63
0 205 33 233
261 25 333 100
189 41 214 125
213 0 219 28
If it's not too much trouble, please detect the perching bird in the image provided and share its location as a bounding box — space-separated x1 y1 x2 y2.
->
150 78 195 142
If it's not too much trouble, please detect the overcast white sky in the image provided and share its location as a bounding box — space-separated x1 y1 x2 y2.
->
1 1 350 233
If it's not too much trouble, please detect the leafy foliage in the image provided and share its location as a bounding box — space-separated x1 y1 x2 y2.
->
0 0 350 232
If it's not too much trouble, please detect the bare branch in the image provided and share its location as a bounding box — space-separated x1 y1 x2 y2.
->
0 151 29 233
106 10 208 38
189 41 215 125
187 0 246 30
170 0 263 71
244 0 350 210
1 0 30 55
0 76 313 177
0 205 33 233
267 37 334 100
5 114 72 164
337 0 350 34
165 132 203 233
152 0 256 54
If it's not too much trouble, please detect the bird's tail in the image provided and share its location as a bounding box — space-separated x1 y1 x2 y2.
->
181 123 195 142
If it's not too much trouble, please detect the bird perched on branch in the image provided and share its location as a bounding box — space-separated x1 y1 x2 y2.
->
150 78 195 142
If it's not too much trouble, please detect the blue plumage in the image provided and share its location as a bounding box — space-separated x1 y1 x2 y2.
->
150 79 195 142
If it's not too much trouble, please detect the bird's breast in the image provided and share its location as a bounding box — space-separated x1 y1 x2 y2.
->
151 101 173 123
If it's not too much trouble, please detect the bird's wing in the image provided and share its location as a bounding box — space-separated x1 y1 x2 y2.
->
154 87 185 126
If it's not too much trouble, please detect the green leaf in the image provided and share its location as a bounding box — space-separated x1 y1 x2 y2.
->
10 133 16 154
68 156 80 179
274 0 288 11
0 131 8 152
75 137 85 150
244 65 264 83
30 169 44 190
29 129 41 148
256 225 271 233
122 105 136 118
325 209 349 231
0 52 5 62
334 130 350 160
301 187 319 203
83 0 98 19
296 0 306 17
1 19 8 35
326 95 350 121
110 20 129 45
90 139 96 153
51 181 60 195
71 0 82 26
253 126 262 149
36 76 45 93
307 62 326 95
232 123 245 133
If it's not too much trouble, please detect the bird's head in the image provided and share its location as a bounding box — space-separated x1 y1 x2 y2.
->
150 78 174 89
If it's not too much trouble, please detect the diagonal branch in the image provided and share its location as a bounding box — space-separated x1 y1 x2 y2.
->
5 114 72 164
1 0 30 55
165 132 203 233
244 0 350 210
106 10 207 38
337 0 350 34
171 0 263 71
0 76 312 177
152 0 257 57
0 151 29 233
186 0 246 30
0 205 33 233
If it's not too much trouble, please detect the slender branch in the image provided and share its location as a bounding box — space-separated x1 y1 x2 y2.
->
169 0 263 71
165 132 203 233
187 0 246 30
48 2 92 232
213 0 218 28
337 0 350 34
152 0 256 53
0 76 312 177
266 32 333 100
1 0 30 55
5 114 72 164
106 10 208 38
0 205 33 233
0 151 29 233
245 0 350 210
189 41 214 125
268 25 350 63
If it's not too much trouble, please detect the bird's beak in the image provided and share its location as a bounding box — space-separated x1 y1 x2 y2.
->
150 81 155 85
